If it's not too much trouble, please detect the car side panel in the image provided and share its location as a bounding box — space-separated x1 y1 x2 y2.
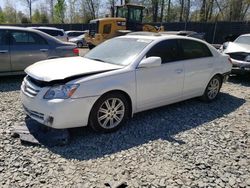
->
72 70 137 114
182 57 215 98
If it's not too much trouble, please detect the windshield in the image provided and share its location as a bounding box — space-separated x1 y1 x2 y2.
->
85 38 152 66
117 7 128 18
234 36 250 45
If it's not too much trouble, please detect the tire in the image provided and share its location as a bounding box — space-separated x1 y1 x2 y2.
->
77 42 83 48
89 93 130 133
88 44 95 49
201 75 222 102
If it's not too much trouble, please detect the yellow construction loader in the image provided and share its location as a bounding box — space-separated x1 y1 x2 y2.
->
85 4 164 49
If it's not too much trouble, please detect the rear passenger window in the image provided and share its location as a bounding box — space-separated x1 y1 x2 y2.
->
179 39 212 59
10 31 47 45
0 30 7 45
146 39 180 63
39 29 64 36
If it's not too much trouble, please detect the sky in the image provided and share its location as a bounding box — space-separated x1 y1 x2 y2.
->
0 0 26 11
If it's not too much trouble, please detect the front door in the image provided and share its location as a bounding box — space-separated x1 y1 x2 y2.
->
136 39 184 111
0 29 11 72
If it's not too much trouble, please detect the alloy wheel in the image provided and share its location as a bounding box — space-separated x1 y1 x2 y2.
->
207 78 220 100
97 98 125 129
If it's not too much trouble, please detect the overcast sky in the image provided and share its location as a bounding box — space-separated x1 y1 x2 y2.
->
0 0 26 11
0 0 48 12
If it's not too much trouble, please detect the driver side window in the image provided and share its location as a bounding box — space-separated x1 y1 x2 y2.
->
146 39 180 63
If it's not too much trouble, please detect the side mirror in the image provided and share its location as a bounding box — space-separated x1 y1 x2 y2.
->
138 56 162 68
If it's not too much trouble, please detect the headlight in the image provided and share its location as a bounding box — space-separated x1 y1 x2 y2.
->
44 84 79 99
222 42 228 50
245 55 250 62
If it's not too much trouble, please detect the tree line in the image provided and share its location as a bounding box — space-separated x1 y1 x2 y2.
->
0 0 249 24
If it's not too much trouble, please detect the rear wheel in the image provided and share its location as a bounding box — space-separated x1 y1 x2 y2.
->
201 75 222 101
77 42 83 48
89 93 129 133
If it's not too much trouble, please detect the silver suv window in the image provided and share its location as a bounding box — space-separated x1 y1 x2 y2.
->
37 29 64 36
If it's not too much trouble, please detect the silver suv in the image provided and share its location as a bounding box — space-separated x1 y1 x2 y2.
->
0 26 78 75
29 27 68 42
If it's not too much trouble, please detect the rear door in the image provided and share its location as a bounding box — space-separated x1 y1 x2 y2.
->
0 29 11 72
178 39 214 98
9 30 49 71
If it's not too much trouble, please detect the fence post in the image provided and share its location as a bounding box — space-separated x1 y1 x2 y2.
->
212 21 217 44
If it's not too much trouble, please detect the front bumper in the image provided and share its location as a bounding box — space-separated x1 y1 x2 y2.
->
222 71 231 82
231 58 250 69
21 90 99 129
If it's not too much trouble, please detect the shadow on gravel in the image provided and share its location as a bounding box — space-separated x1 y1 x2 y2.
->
29 92 244 161
0 75 24 92
228 74 250 87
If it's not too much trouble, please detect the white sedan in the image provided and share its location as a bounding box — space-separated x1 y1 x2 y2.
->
21 35 232 132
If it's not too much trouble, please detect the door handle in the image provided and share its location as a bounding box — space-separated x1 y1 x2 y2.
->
0 50 8 53
40 49 48 52
175 69 183 74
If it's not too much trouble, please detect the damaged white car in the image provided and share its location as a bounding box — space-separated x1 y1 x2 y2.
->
21 35 232 132
221 34 250 73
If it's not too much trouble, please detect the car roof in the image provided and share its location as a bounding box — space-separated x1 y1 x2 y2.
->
0 25 65 44
120 33 202 42
65 30 86 33
90 17 126 22
160 31 197 35
0 26 36 31
238 33 250 37
29 26 64 31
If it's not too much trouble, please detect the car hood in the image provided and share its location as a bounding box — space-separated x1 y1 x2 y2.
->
224 42 250 53
25 56 123 82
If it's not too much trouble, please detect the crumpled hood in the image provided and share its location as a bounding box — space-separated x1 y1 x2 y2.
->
224 42 250 54
25 56 123 82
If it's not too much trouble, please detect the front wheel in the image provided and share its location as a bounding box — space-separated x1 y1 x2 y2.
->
88 44 95 49
201 75 222 102
89 93 130 133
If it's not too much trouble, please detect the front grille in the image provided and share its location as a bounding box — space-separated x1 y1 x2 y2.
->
23 106 44 120
21 76 41 97
227 52 249 61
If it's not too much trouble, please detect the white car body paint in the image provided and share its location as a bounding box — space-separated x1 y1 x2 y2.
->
222 34 250 69
25 56 123 82
21 35 232 129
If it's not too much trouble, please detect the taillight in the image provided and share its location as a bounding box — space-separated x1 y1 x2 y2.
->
73 48 79 56
228 57 233 64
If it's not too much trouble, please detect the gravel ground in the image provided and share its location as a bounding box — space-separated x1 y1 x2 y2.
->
0 74 249 188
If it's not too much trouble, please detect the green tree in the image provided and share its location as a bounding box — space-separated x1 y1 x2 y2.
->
40 13 49 23
4 4 17 23
21 16 30 23
54 0 66 23
0 7 6 23
32 9 41 23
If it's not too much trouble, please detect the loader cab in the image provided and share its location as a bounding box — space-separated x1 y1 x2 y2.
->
116 4 144 31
